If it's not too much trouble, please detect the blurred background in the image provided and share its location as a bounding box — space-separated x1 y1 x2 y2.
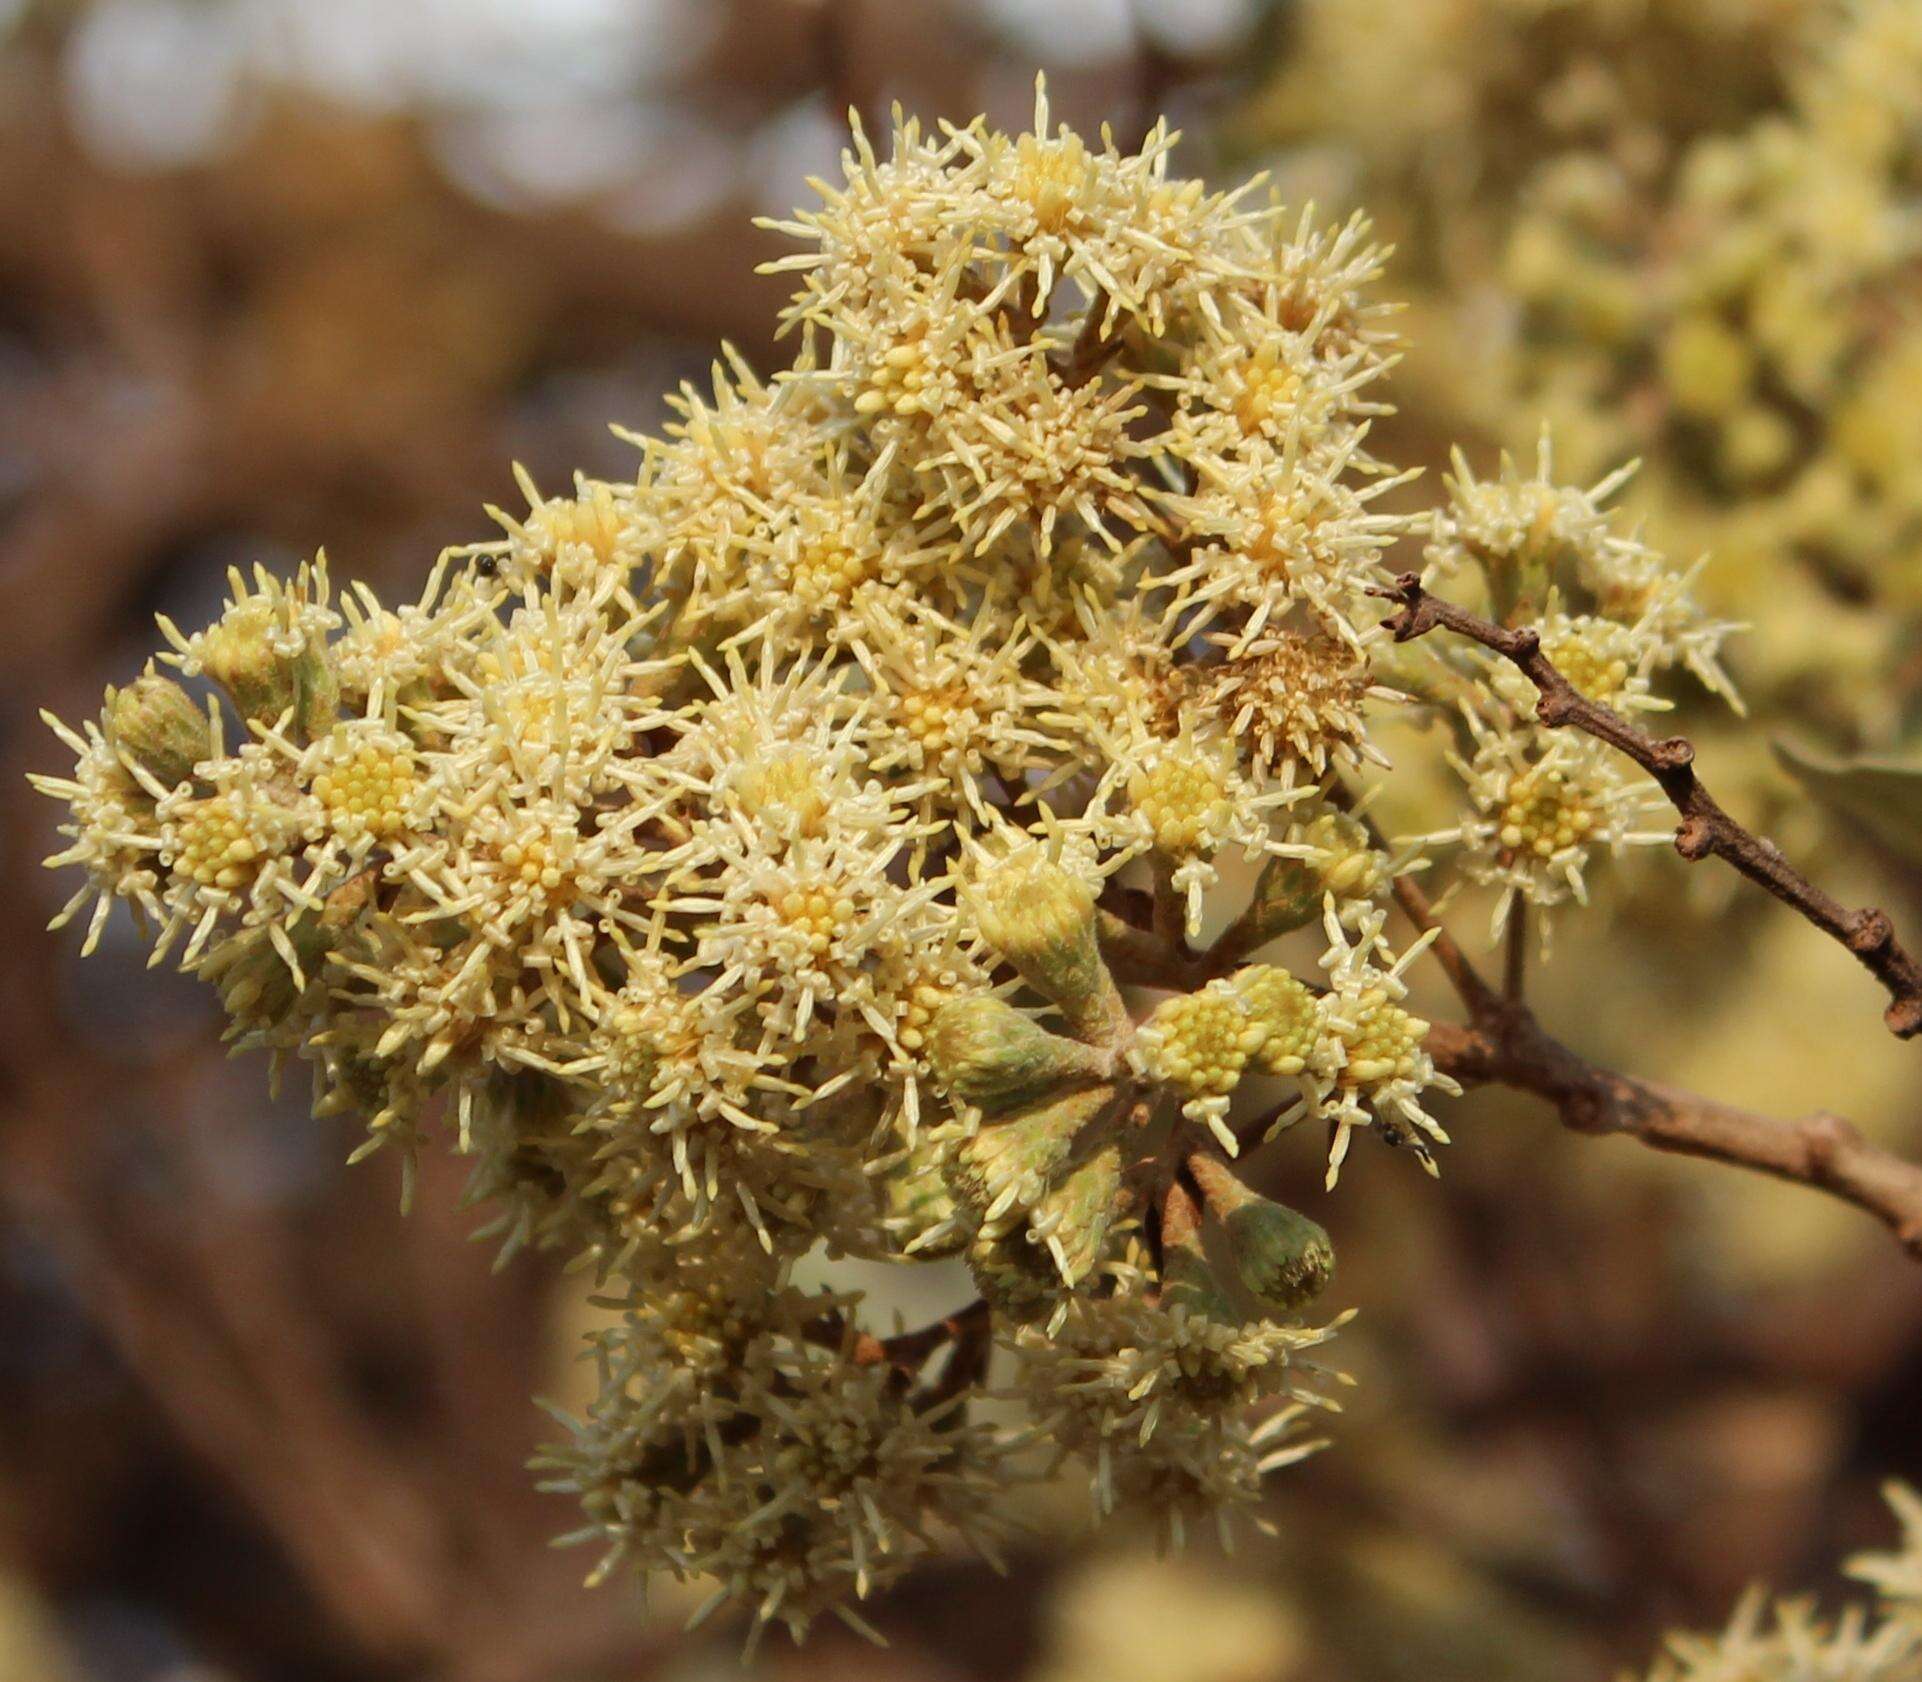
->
3 1 1921 1678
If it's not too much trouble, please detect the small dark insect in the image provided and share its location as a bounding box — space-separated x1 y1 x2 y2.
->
474 555 500 577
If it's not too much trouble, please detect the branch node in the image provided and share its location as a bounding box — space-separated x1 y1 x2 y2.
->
1673 816 1714 860
1884 995 1922 1040
1847 908 1895 956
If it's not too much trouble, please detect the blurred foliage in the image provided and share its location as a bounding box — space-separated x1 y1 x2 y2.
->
1775 739 1922 866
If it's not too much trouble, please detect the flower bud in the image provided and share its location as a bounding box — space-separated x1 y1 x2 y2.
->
199 869 375 1033
876 1140 965 1257
200 599 339 743
928 995 1109 1116
1029 1139 1128 1287
965 851 1125 1043
1332 986 1428 1088
1140 982 1265 1099
106 670 211 791
1301 812 1384 900
966 1218 1062 1322
948 1082 1116 1226
1127 742 1231 858
1189 1152 1333 1312
201 922 316 1030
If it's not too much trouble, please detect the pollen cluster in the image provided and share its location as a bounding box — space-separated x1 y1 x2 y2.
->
313 734 417 840
1141 983 1267 1107
1129 746 1233 856
171 794 266 890
1498 766 1598 859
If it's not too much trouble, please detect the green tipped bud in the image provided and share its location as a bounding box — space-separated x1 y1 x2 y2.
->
966 851 1125 1043
1030 1138 1128 1288
1226 1198 1333 1312
948 1082 1116 1226
928 995 1109 1116
1189 1152 1334 1312
200 599 339 742
106 669 211 790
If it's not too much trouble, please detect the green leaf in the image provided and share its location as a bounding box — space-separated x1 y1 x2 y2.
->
1774 737 1922 865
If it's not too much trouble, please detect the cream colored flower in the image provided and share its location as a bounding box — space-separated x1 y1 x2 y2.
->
30 83 1766 1638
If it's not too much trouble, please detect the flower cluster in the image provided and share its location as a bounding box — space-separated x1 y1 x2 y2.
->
539 1281 1014 1648
31 84 1734 1640
1639 1484 1922 1682
1406 436 1739 943
1254 0 1916 754
1497 0 1922 622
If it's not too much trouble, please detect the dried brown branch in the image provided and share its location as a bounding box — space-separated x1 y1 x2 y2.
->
1503 905 1529 1002
1378 867 1922 1262
1426 1012 1922 1263
1055 287 1124 388
829 1297 995 1378
1388 869 1503 1023
1371 572 1922 1037
1097 887 1214 991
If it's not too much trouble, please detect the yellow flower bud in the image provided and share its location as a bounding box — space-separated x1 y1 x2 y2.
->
966 851 1125 1043
1139 983 1266 1107
1229 965 1321 1077
199 598 339 743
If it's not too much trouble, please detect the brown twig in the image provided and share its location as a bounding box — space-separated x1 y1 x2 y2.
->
1378 866 1922 1262
1096 882 1219 991
1388 869 1503 1023
1055 288 1123 388
1503 905 1529 1003
847 1298 993 1382
1426 1014 1922 1262
1372 572 1922 1037
916 1303 996 1413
